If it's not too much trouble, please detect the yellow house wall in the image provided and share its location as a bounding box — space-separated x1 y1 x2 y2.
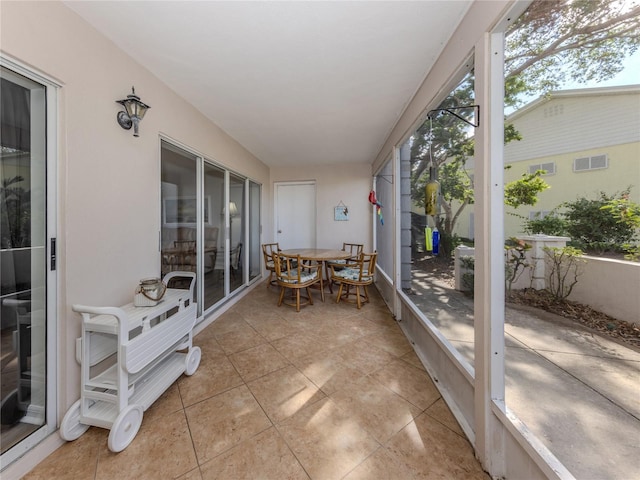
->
503 141 640 238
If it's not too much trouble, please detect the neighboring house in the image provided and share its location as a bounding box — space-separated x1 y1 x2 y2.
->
456 85 640 240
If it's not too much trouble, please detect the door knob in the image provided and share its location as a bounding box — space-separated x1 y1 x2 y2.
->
278 230 282 233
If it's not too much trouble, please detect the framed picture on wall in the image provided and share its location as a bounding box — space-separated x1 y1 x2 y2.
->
163 196 212 226
334 205 349 221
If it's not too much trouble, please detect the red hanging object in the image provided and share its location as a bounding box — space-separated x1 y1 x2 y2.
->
368 191 384 225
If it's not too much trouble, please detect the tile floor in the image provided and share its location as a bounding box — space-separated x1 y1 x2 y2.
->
24 282 489 480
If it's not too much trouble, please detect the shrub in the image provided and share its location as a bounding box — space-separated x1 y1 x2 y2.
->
523 211 568 236
562 190 637 254
544 246 585 300
459 255 475 294
504 237 532 291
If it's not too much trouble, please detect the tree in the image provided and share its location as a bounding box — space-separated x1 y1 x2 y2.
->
410 0 640 256
505 0 640 108
504 170 550 209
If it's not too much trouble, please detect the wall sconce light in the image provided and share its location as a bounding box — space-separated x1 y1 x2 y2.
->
116 86 150 137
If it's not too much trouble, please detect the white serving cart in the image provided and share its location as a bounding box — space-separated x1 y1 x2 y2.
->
60 271 201 452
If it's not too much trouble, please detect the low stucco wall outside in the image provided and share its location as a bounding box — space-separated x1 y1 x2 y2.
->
568 256 640 325
454 243 639 325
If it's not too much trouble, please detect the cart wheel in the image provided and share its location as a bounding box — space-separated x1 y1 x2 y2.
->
108 405 143 452
60 400 89 441
184 346 201 376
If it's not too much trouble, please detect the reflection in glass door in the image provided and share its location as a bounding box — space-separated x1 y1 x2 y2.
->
248 181 261 282
160 141 198 308
161 140 261 317
0 67 48 459
229 174 245 294
203 163 225 309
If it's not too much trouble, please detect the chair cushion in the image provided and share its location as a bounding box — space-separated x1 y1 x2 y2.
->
329 259 347 265
335 269 372 282
278 273 317 284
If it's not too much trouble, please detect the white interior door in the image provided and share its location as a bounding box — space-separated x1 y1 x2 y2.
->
275 182 316 250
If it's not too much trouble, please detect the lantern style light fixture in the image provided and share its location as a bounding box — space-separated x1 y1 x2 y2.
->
116 86 150 137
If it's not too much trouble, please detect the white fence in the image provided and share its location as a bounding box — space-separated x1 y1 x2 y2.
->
454 235 639 325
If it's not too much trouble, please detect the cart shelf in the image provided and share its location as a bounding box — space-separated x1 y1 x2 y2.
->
60 272 201 452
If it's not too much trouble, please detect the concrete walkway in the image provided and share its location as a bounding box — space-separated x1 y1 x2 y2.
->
410 271 640 480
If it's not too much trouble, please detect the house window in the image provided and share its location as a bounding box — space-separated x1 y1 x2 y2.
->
528 162 555 175
529 210 551 220
574 154 608 172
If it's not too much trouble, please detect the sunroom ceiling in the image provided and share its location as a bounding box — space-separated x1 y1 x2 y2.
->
64 1 471 168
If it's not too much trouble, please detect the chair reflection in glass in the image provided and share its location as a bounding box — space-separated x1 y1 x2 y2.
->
230 242 242 280
273 252 322 312
330 252 377 309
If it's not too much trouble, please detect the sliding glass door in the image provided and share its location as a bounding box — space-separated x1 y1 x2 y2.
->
248 181 261 282
203 162 225 309
160 140 261 317
228 173 245 294
1 64 56 467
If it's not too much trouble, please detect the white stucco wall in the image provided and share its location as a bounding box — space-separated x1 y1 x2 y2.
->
270 163 374 252
568 256 640 325
1 0 270 443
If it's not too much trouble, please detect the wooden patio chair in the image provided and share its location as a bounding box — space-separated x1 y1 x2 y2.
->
273 252 322 312
330 252 377 309
325 243 364 292
262 243 281 287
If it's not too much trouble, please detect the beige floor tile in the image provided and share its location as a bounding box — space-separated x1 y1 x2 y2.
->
95 410 198 480
312 323 367 351
176 467 203 479
335 338 397 375
330 375 421 443
334 314 390 338
214 323 266 355
355 307 398 328
386 412 490 479
363 328 414 357
277 397 379 480
178 355 243 407
23 427 105 480
371 359 441 410
342 446 417 480
193 335 227 361
243 312 306 341
228 342 289 381
400 349 427 371
24 283 488 480
270 332 329 362
294 347 366 395
247 364 326 423
185 384 272 465
200 427 309 480
425 398 465 437
143 382 183 424
206 311 251 336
